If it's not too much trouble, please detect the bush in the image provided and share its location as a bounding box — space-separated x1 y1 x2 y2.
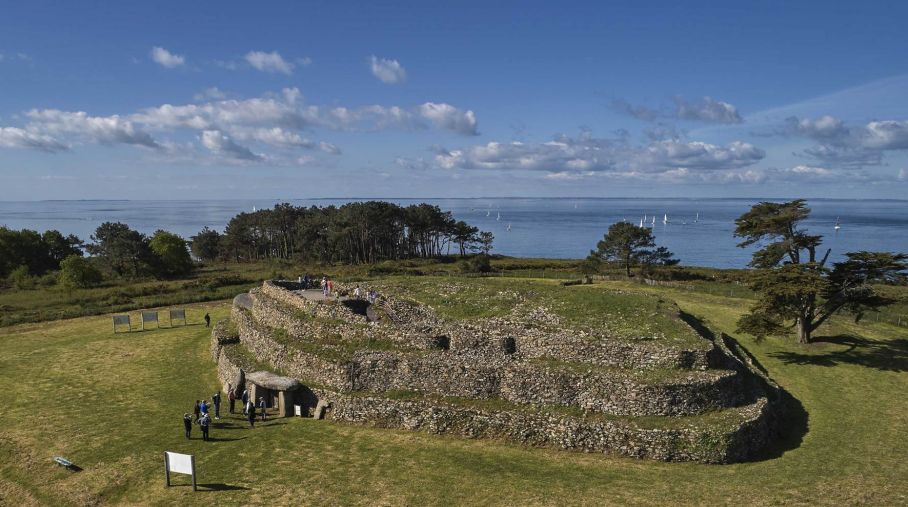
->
8 265 34 289
59 255 103 289
460 255 492 274
149 230 193 278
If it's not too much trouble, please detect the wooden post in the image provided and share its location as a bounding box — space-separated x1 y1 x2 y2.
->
190 455 197 492
164 452 170 487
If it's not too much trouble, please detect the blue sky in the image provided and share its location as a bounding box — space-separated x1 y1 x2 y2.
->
1 1 907 199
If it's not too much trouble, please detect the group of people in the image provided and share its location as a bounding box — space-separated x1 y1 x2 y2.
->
352 286 378 304
320 276 334 297
182 384 272 440
183 391 221 441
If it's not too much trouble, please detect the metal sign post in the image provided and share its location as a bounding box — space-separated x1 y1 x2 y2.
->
141 311 159 331
164 451 197 491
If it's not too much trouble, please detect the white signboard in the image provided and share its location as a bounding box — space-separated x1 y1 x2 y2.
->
166 452 193 474
164 451 197 491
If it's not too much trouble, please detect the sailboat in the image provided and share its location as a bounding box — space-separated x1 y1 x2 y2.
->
651 216 655 226
694 212 699 223
507 223 512 231
662 213 668 225
639 218 644 227
834 217 841 231
496 212 501 221
486 210 490 217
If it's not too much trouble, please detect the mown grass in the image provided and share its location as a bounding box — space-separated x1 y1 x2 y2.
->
1 276 907 505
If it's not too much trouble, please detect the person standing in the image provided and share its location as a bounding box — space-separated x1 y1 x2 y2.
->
199 413 211 441
183 413 193 439
228 386 236 414
193 400 201 422
204 313 211 327
246 399 256 428
200 399 209 417
212 391 221 420
303 274 310 289
259 396 267 421
241 389 249 414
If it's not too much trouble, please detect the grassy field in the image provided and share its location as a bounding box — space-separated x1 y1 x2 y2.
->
1 277 906 505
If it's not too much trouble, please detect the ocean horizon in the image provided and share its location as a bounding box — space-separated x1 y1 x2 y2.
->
1 197 906 269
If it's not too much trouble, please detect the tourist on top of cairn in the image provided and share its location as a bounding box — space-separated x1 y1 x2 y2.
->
198 412 211 441
246 399 256 428
322 277 329 297
303 274 310 289
353 286 362 299
183 413 193 439
204 313 211 328
259 396 267 421
367 289 378 304
212 391 221 420
228 384 236 414
193 400 201 421
327 279 334 296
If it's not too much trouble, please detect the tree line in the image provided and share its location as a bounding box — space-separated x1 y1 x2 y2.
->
190 201 490 264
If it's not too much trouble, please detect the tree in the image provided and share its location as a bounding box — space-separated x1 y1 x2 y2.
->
589 222 676 276
149 230 193 277
735 200 907 344
86 222 156 278
477 231 494 255
191 227 222 262
58 255 103 289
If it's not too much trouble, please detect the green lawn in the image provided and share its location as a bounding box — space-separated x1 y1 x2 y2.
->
1 281 907 505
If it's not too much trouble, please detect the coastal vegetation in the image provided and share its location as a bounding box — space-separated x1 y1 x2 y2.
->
734 200 907 343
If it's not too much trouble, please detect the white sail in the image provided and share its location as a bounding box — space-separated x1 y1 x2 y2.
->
663 213 668 224
695 212 699 223
834 217 841 230
639 218 644 227
496 212 501 221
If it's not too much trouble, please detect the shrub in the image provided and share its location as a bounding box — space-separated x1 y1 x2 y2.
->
58 255 103 289
8 265 34 289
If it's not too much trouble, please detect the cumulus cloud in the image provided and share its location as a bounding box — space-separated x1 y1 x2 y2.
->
0 88 476 168
674 96 742 124
26 109 160 149
150 47 185 68
0 127 67 152
612 96 743 124
418 102 478 135
430 132 764 178
369 56 407 84
245 51 294 74
782 115 908 168
200 130 262 161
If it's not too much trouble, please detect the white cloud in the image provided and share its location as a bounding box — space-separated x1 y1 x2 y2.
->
25 109 160 149
0 127 67 152
369 56 407 84
430 132 764 180
245 51 294 74
200 130 262 161
783 116 908 168
674 97 742 124
150 46 185 68
419 102 478 135
613 96 743 124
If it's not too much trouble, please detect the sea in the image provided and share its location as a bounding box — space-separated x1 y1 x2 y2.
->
1 198 906 269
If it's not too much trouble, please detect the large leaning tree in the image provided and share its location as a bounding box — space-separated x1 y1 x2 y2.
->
734 199 907 344
588 222 678 277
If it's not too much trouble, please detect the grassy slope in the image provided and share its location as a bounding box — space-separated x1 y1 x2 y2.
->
0 282 906 505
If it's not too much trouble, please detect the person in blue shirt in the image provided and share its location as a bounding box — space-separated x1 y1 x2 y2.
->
200 399 209 416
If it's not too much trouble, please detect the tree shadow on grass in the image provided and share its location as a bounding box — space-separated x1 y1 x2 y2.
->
769 335 908 372
198 483 250 492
